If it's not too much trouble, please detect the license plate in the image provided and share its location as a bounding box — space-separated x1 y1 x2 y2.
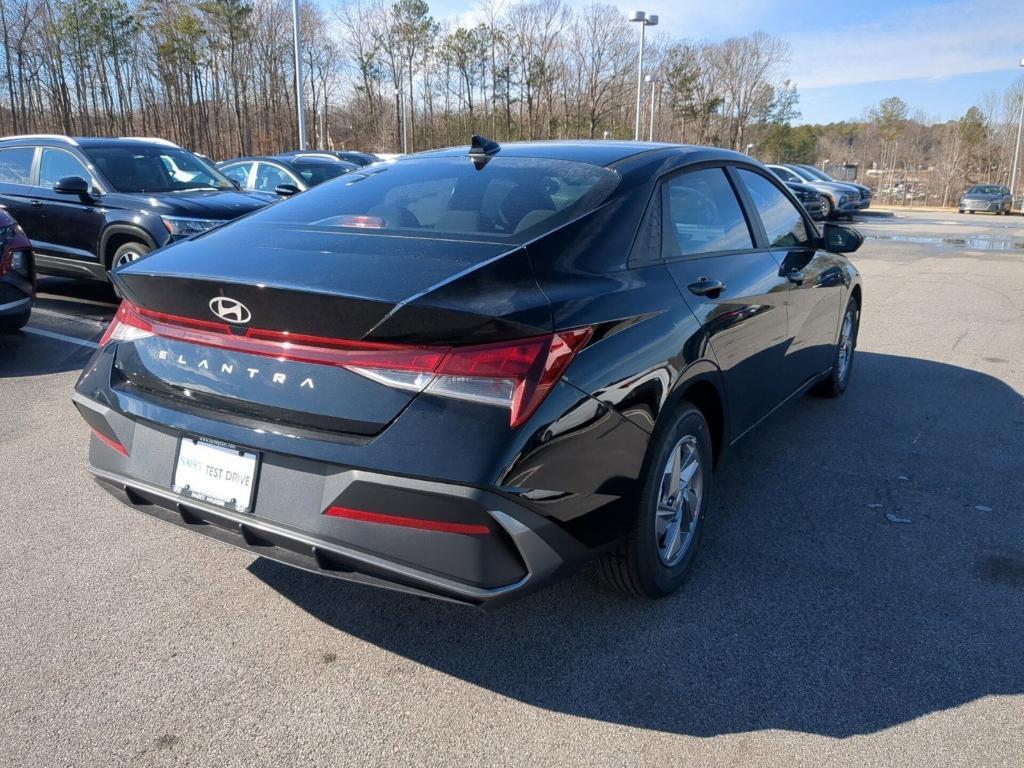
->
172 437 259 513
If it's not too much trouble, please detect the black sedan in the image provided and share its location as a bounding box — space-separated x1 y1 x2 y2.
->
0 210 34 332
218 153 358 196
75 138 863 608
958 184 1012 214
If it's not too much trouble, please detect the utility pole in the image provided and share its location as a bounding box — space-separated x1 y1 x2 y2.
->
646 75 658 141
292 0 306 150
1010 58 1024 209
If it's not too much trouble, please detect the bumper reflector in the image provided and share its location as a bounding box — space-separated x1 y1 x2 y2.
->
91 428 128 456
325 506 491 535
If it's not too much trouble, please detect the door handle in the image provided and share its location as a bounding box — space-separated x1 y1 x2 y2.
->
30 199 42 207
786 269 805 285
687 277 726 297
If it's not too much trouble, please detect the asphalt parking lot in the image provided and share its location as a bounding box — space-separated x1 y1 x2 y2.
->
1 209 1022 767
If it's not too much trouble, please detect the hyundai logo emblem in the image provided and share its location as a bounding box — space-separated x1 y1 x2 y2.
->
209 296 252 324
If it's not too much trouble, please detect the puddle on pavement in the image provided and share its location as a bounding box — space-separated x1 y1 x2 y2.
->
865 234 1024 251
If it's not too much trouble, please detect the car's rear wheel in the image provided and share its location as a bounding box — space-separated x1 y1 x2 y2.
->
111 242 150 271
814 296 859 398
600 402 712 597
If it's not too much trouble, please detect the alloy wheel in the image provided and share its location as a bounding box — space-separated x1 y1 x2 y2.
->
836 307 856 383
114 249 143 269
655 435 703 567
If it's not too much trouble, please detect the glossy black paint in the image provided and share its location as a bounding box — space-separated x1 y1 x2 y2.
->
76 141 862 606
0 136 274 281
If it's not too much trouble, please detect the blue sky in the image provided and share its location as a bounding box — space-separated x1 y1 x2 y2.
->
424 0 1024 124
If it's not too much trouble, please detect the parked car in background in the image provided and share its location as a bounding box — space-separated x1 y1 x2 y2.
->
958 184 1012 215
785 181 827 221
782 164 867 211
279 149 380 167
767 164 857 219
218 153 358 197
76 138 863 607
0 209 34 332
0 135 275 280
790 164 872 210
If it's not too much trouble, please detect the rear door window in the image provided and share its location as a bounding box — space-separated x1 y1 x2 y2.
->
661 167 754 259
0 147 35 185
737 169 811 248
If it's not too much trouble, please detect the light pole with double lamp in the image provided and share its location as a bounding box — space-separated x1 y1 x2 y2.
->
629 11 658 141
1009 58 1024 211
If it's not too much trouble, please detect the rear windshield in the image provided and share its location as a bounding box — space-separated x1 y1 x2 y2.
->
249 156 620 241
292 161 355 186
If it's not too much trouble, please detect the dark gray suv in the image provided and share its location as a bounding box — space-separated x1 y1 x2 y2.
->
0 135 275 281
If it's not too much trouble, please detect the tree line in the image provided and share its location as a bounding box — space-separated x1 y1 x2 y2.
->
0 0 1021 205
0 0 796 157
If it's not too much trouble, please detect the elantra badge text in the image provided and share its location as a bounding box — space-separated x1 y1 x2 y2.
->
156 349 315 389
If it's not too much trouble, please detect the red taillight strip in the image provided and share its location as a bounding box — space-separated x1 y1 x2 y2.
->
116 300 448 372
324 506 491 535
91 428 128 456
106 299 593 428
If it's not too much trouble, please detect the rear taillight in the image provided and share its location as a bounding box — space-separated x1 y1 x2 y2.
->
99 300 156 346
101 300 591 428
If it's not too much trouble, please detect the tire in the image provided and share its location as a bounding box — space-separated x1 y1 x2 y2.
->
0 306 30 333
599 402 713 597
822 197 835 219
814 296 859 398
110 241 150 271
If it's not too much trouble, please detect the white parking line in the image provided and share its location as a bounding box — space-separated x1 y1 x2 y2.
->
35 293 119 309
22 327 99 349
31 307 111 326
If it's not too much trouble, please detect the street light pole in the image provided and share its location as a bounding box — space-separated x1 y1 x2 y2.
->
645 75 657 142
629 11 658 141
1009 58 1024 209
292 0 306 150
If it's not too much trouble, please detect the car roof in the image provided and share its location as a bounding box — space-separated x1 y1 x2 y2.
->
413 140 746 168
0 135 183 151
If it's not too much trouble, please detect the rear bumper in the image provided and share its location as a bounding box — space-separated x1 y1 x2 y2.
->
0 294 31 315
76 393 589 609
0 269 33 314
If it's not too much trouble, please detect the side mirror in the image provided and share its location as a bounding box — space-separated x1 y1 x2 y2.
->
274 183 301 197
822 222 863 254
53 175 90 195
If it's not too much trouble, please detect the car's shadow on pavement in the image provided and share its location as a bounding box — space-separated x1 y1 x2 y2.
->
250 351 1024 738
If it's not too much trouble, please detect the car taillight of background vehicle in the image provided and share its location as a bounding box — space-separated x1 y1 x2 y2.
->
100 300 592 427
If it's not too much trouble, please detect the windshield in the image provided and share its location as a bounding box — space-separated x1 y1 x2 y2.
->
797 165 833 182
249 156 620 241
83 145 234 193
967 185 1004 195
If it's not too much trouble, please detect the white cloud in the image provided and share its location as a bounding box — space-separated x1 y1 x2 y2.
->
786 1 1024 90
